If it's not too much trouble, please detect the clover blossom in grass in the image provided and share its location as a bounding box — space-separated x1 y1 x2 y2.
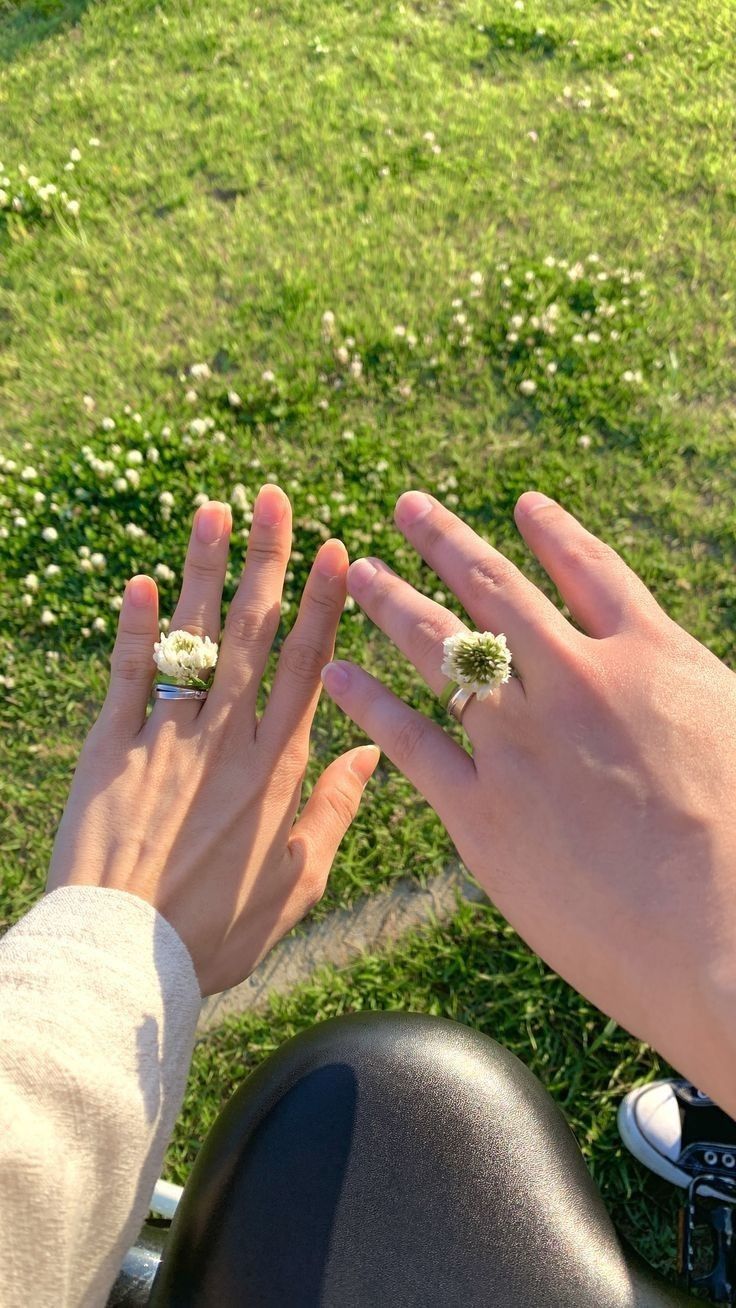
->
153 629 218 688
441 631 512 700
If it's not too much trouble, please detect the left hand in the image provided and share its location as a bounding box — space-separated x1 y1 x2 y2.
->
48 487 379 996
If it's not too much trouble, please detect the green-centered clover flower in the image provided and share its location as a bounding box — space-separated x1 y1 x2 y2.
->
441 630 512 700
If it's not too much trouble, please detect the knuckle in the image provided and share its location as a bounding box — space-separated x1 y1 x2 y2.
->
111 638 151 683
184 558 221 585
247 537 286 566
563 537 616 574
281 637 328 684
225 600 279 648
467 553 517 598
421 512 462 554
393 716 430 767
304 586 340 616
325 782 357 830
411 612 457 663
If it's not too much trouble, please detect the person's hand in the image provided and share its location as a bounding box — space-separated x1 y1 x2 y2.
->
48 487 379 996
321 490 736 1113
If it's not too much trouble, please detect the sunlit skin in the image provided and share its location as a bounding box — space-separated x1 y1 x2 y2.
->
48 488 379 997
322 491 736 1116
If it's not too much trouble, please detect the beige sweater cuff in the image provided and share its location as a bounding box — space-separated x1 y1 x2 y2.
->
0 885 203 1307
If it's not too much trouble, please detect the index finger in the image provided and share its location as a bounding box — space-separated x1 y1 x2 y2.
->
394 492 571 672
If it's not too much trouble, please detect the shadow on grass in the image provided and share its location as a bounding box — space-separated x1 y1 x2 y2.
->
0 0 91 63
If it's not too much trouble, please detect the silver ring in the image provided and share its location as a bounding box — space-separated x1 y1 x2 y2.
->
445 685 474 723
154 683 209 701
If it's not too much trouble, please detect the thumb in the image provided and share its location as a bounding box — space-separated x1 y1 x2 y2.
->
289 745 381 903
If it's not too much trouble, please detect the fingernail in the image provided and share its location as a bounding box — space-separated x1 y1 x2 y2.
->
516 491 556 517
349 745 381 783
127 575 154 607
321 661 351 694
395 491 433 528
254 485 286 527
315 538 348 579
348 557 377 594
196 501 230 544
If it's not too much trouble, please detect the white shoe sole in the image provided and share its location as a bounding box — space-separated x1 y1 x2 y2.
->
618 1087 733 1201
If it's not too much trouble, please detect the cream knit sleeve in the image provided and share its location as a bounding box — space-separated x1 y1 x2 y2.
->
0 885 203 1307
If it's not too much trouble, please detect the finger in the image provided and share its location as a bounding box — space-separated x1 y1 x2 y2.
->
288 745 381 907
320 660 475 811
394 491 572 674
168 500 232 641
100 575 159 732
514 492 660 638
206 484 292 724
151 500 232 725
347 557 525 720
259 538 348 752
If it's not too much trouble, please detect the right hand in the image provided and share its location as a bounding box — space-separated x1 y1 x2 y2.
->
322 490 736 1114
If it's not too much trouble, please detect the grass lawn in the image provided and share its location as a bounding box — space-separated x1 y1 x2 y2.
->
1 0 734 1282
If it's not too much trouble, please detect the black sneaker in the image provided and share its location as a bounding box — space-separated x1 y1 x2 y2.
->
618 1078 736 1197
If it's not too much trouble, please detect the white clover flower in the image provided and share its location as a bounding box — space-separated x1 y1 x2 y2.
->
147 446 160 462
23 573 39 591
91 616 107 632
190 362 212 381
185 388 198 404
40 608 57 626
442 630 512 700
153 628 218 685
159 491 175 508
193 492 209 507
335 346 350 365
567 262 585 282
231 483 249 513
154 562 176 583
125 522 146 539
89 136 101 147
262 369 276 383
578 434 592 449
126 449 144 465
21 466 38 481
42 525 59 542
546 361 558 375
125 468 141 488
470 270 484 286
90 552 106 571
45 563 61 577
189 417 208 437
228 390 242 408
79 558 93 573
66 199 80 218
101 416 116 431
69 147 82 162
349 357 363 378
109 595 123 611
519 379 537 396
13 515 28 528
79 545 90 558
21 594 33 610
46 650 60 662
393 324 406 338
114 477 128 493
587 331 601 343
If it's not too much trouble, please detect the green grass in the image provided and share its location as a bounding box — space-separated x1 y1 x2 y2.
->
168 899 682 1278
0 0 734 1280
